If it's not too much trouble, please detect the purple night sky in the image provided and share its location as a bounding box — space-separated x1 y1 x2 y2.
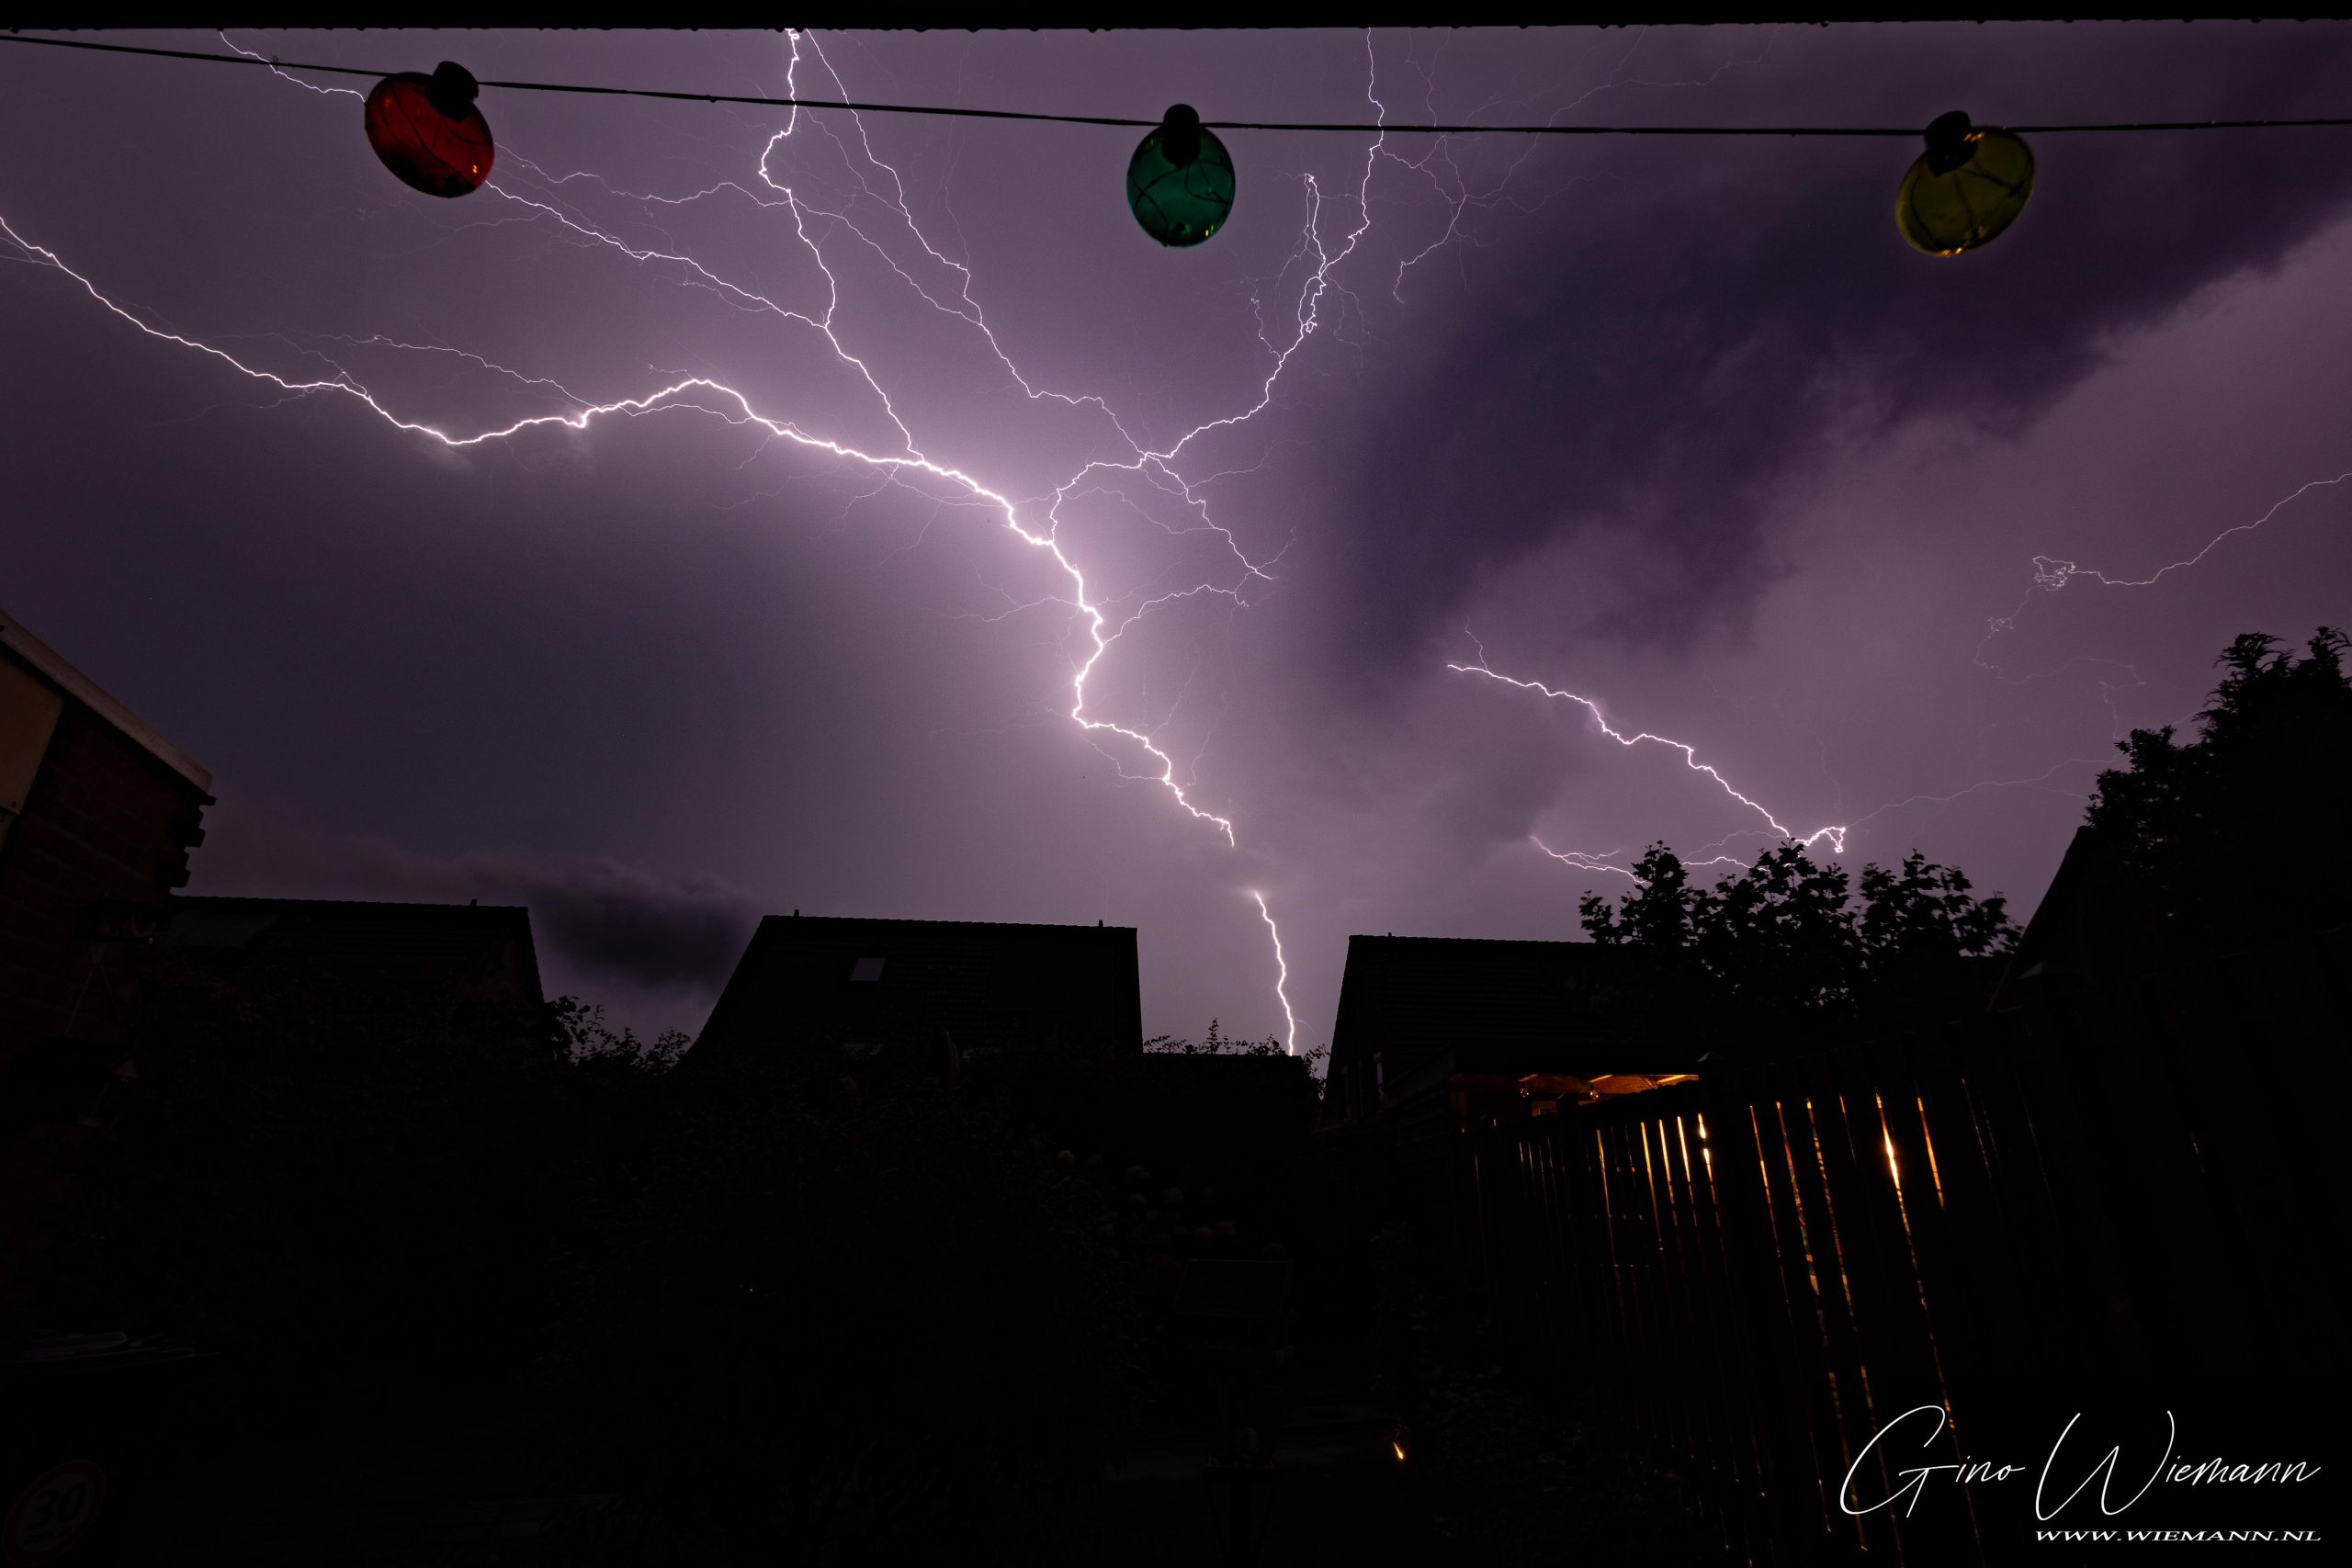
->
7 27 2351 1050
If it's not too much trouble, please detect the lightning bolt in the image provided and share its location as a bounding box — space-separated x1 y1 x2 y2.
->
4 28 1419 1046
1976 469 2352 680
1531 754 2106 889
1534 838 1754 880
1458 441 2352 897
1472 637 2116 890
216 30 363 99
1382 28 1773 299
1448 642 1849 855
2027 469 2351 593
1248 890 1297 1053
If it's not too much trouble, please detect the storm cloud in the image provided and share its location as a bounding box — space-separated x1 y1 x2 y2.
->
9 27 2351 1044
184 804 758 1001
1312 26 2352 682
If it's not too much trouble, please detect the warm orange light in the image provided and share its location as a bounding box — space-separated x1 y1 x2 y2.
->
1392 1439 1408 1462
1917 1095 1946 1206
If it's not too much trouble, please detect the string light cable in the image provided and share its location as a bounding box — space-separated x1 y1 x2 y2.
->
7 30 2352 138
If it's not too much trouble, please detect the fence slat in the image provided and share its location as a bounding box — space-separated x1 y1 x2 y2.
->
1439 926 2345 1566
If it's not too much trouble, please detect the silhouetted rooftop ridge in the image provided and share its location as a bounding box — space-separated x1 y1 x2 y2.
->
754 912 1135 935
1 607 212 793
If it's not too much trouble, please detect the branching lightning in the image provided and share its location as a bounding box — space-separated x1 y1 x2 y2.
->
2027 470 2351 593
216 31 363 100
1448 642 1850 855
2 27 1434 1053
1533 839 1642 882
1534 837 1753 881
1467 639 2112 890
1487 463 2335 885
28 29 2243 1044
1977 469 2352 681
1381 28 1773 299
1456 412 2352 897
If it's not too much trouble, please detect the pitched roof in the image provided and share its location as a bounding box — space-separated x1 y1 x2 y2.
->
1329 932 1699 1081
1 607 211 795
168 895 542 1004
684 913 1140 1068
1990 825 2165 1009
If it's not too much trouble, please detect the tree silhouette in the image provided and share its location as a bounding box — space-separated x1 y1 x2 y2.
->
1696 842 1863 1021
1858 851 2019 1017
1580 839 2016 1042
2087 627 2351 948
1577 843 1701 954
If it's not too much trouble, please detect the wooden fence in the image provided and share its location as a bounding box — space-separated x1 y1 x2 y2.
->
1452 927 2350 1563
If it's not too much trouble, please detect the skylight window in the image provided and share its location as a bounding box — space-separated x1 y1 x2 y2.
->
850 956 886 984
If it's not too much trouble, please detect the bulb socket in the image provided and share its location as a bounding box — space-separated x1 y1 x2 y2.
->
426 61 481 120
1159 103 1204 168
1923 110 1977 176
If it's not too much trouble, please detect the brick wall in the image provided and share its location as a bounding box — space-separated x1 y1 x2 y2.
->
1 702 206 1069
1 691 209 1340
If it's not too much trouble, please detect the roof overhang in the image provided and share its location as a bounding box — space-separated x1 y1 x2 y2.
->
1 609 212 795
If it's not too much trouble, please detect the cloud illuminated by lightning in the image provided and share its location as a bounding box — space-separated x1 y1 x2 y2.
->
1474 637 2115 891
1449 637 1849 856
1977 469 2352 680
1381 28 1773 300
1530 750 2104 892
2029 469 2351 592
3 27 1429 1044
1532 837 1755 882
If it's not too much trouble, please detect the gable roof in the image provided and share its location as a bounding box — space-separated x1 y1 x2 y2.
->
1990 825 2165 1010
684 914 1140 1068
1 608 212 795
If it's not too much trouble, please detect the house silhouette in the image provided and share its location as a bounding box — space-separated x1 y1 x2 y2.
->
1321 933 1705 1140
166 895 543 1012
681 913 1141 1073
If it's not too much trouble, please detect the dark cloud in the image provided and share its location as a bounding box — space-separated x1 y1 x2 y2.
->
183 801 757 999
468 857 756 995
11 27 2352 1049
1313 26 2352 684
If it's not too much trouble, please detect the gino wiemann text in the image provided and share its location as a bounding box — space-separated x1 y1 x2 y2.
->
1841 1406 2321 1521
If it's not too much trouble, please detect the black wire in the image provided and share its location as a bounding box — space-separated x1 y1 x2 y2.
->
8 30 2352 137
